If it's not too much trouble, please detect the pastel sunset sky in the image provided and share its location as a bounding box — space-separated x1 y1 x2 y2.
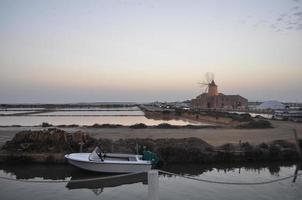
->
0 0 301 103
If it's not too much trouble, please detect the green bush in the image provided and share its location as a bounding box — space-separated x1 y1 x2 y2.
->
157 123 176 129
41 122 52 127
129 123 148 129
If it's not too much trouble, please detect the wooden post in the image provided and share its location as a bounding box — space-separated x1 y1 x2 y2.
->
293 128 302 160
136 142 139 155
148 170 159 200
292 163 300 183
79 142 84 152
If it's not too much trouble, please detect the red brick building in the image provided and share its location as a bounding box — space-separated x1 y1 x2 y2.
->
191 80 248 109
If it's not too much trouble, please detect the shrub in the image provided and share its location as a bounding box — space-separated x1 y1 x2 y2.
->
236 120 272 129
268 144 282 160
90 123 122 128
157 123 176 129
41 122 52 127
219 143 236 152
129 123 148 129
240 142 254 151
258 143 269 149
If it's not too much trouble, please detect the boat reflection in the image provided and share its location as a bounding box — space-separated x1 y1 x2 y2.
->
0 163 148 196
66 172 147 195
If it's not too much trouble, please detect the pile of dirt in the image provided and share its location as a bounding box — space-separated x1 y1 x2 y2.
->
2 128 97 153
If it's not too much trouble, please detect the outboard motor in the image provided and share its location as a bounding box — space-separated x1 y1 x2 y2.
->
142 150 159 166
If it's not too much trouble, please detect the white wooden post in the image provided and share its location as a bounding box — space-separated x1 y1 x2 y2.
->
79 142 84 152
148 170 159 200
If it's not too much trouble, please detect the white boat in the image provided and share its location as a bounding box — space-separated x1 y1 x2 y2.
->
65 147 153 173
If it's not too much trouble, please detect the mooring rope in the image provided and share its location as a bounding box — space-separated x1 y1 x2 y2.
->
158 170 302 185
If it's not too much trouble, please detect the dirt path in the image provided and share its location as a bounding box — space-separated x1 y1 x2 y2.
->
0 120 301 147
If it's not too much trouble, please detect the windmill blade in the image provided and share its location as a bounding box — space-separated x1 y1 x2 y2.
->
198 82 209 86
197 82 208 94
205 72 215 83
204 86 208 93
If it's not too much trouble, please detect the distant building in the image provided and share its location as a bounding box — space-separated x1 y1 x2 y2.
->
191 80 248 109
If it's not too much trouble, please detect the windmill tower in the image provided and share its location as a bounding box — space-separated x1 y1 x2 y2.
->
208 80 218 96
198 72 218 96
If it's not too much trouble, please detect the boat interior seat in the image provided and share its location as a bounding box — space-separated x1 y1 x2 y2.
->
128 157 137 161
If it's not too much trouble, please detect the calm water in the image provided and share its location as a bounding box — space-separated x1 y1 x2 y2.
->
0 107 206 126
30 110 145 116
0 163 301 200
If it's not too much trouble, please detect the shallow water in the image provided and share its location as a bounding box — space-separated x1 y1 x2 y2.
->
30 110 145 116
0 163 301 200
0 107 207 126
0 115 206 126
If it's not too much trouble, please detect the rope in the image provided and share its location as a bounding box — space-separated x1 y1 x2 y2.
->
68 172 146 183
1 169 301 186
158 170 302 185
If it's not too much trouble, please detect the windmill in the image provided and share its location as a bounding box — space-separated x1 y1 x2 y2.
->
198 72 215 94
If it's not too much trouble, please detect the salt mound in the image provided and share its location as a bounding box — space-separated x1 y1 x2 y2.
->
257 100 285 110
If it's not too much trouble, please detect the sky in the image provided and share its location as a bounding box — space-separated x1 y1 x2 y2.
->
0 0 302 103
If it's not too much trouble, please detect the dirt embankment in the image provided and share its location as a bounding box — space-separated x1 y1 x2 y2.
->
1 129 301 164
143 109 256 127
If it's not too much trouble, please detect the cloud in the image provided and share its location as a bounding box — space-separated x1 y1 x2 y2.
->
296 24 302 30
288 21 298 25
292 6 300 10
242 1 302 32
269 5 302 32
293 11 302 16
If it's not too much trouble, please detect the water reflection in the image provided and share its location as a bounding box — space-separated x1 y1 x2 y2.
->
1 162 300 180
0 162 301 198
0 164 148 196
161 162 301 176
0 164 76 180
66 172 147 195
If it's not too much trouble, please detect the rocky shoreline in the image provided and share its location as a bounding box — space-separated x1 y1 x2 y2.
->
1 128 301 165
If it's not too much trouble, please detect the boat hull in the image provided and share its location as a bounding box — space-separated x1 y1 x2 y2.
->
65 153 152 173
